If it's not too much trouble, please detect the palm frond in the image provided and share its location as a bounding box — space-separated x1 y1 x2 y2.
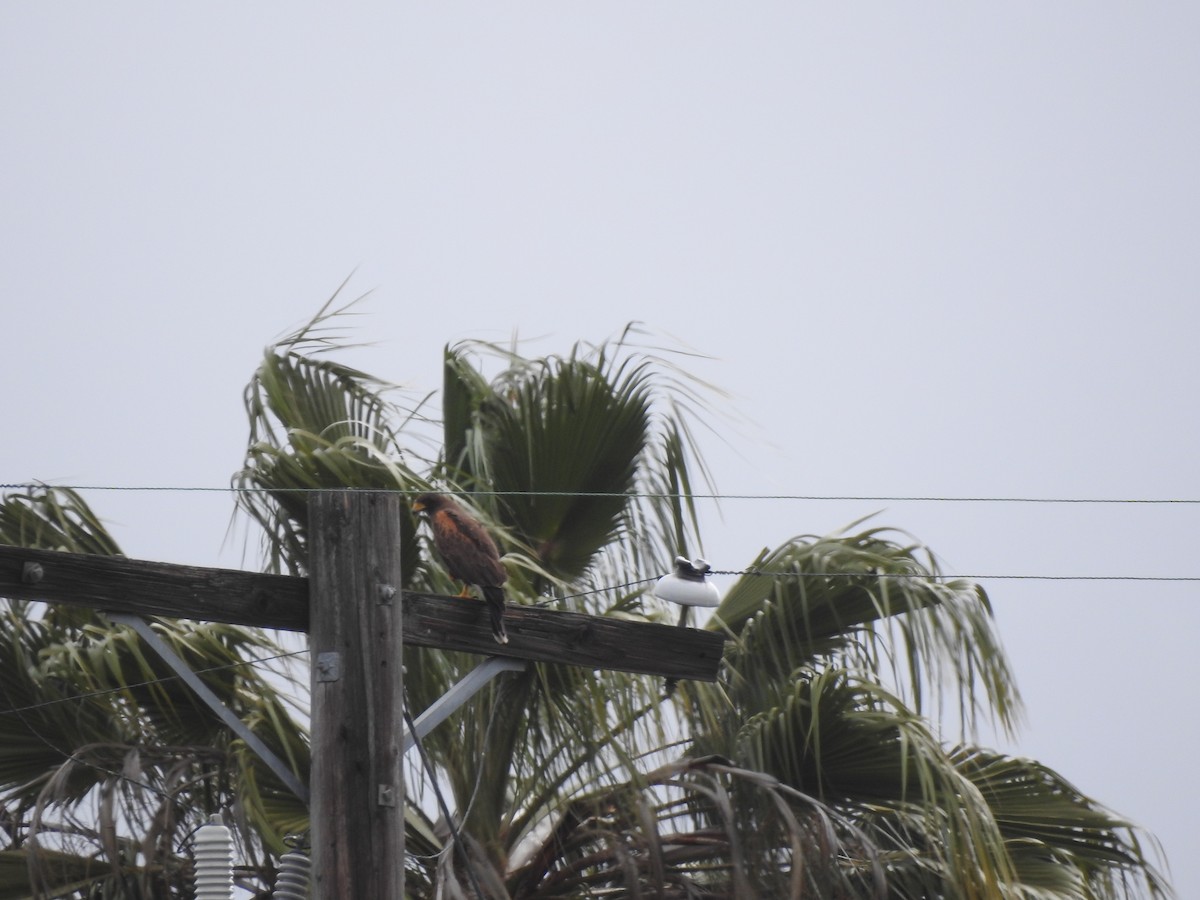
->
953 747 1173 899
2 315 1173 898
711 523 1023 739
235 302 430 576
440 331 719 595
703 668 1014 898
0 485 122 558
0 485 309 895
442 345 649 584
508 755 887 899
0 847 114 900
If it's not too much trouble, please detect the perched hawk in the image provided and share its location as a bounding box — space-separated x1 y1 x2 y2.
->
411 492 508 644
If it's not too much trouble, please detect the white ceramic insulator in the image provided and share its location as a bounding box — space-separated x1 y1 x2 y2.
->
193 815 234 900
273 850 312 899
653 572 721 607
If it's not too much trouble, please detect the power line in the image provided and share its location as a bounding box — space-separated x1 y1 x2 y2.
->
0 644 308 818
3 483 1200 505
0 676 180 803
547 570 1200 589
402 692 490 897
938 574 1199 583
713 570 1200 583
5 482 1197 581
0 648 307 719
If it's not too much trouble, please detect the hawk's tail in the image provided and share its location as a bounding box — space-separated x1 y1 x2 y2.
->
481 585 508 644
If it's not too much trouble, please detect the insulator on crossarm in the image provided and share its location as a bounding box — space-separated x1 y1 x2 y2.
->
273 850 312 899
193 814 234 900
653 557 721 612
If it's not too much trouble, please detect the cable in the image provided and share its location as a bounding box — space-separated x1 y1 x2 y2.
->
536 577 661 607
709 569 1200 583
3 482 1200 504
0 648 306 719
0 674 178 802
9 483 1200 578
402 699 488 900
938 574 1200 583
542 571 1200 596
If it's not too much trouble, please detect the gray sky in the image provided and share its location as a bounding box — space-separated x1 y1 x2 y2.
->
4 4 1198 893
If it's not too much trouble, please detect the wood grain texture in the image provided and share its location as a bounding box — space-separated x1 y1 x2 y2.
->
0 543 308 628
0 544 725 681
403 592 726 682
308 492 406 899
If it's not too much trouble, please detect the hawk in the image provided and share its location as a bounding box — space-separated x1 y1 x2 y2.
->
412 492 508 644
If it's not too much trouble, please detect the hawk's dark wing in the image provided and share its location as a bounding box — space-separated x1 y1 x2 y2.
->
413 492 509 643
429 504 506 589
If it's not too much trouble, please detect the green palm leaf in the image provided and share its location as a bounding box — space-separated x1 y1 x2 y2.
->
0 486 121 558
0 314 1173 898
235 296 428 577
720 668 1013 897
0 486 309 895
439 329 716 591
711 523 1022 738
953 747 1172 898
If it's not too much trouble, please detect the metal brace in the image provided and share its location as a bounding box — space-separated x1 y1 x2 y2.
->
108 612 310 804
402 656 527 754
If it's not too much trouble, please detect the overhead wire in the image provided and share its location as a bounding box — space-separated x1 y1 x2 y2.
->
402 698 489 899
5 482 1199 582
6 481 1190 887
0 673 179 803
707 570 1200 583
2 482 1200 504
2 548 1191 730
0 648 307 719
0 640 310 857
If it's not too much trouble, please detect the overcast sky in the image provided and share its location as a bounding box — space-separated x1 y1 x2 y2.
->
3 4 1198 894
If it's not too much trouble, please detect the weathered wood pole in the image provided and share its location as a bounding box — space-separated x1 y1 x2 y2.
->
308 491 405 898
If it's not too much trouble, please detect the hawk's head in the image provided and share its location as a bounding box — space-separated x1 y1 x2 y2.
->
411 492 447 514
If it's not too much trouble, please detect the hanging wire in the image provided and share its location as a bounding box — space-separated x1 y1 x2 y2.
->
0 675 178 801
402 698 489 899
6 482 1199 579
536 577 662 607
3 482 1200 504
1 553 1190 731
0 649 306 719
706 569 1200 583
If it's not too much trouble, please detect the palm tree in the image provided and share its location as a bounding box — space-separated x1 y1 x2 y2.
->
0 302 1171 898
0 486 309 898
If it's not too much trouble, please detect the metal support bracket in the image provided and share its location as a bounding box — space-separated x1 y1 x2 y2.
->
108 612 310 804
403 656 527 754
315 651 341 682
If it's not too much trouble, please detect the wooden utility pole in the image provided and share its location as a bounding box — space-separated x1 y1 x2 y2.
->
0 504 726 900
308 491 406 898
